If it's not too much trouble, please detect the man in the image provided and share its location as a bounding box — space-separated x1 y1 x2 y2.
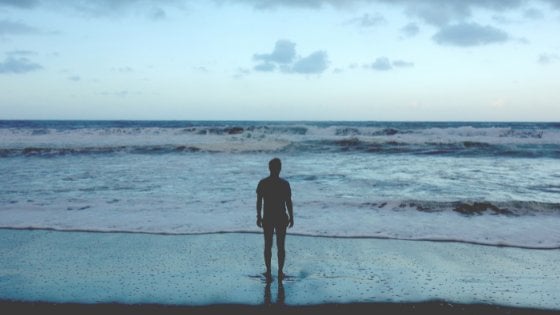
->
256 158 294 282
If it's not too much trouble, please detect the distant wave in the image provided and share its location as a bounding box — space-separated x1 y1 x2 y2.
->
1 120 559 158
353 200 560 216
0 122 553 138
1 141 559 158
0 145 203 157
286 139 560 158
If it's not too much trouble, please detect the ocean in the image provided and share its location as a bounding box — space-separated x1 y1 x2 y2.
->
1 120 559 249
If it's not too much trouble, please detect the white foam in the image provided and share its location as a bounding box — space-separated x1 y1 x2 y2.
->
1 200 559 249
1 124 559 154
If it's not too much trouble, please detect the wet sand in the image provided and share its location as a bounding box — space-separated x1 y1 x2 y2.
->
0 228 559 312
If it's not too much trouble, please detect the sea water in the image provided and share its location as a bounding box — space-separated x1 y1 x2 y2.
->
1 120 559 248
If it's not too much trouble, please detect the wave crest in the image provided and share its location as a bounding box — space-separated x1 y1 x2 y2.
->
1 121 559 157
356 200 560 216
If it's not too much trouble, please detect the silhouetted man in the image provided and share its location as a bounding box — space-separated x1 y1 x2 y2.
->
256 158 294 282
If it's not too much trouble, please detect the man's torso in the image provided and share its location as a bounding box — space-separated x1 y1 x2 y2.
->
257 176 291 221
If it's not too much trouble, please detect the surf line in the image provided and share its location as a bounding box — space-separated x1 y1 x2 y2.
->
1 227 558 251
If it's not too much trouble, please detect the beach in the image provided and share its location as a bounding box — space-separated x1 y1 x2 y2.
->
1 228 559 313
1 120 559 313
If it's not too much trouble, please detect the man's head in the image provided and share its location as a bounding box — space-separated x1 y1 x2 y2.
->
269 158 281 177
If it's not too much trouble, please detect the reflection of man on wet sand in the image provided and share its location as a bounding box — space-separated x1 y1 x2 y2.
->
256 158 294 282
264 280 285 306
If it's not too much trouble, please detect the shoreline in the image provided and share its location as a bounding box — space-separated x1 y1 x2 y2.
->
1 227 558 251
2 300 558 315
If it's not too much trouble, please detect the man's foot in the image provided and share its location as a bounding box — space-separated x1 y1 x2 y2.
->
278 271 285 281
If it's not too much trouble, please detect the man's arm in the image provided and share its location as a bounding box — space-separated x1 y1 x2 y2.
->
286 198 294 228
256 193 263 228
285 181 294 228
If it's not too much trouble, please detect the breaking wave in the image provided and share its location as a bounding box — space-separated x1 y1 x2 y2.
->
1 120 559 158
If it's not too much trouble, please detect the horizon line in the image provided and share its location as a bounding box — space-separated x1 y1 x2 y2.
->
1 118 559 123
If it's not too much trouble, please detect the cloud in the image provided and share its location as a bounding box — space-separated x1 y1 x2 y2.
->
230 0 545 28
7 50 37 56
68 75 81 82
399 1 533 27
231 1 526 21
0 20 40 36
252 40 329 75
231 0 329 9
0 56 42 74
6 0 557 17
5 0 555 23
192 65 209 73
493 7 544 23
77 0 182 19
345 13 385 28
233 67 251 79
370 57 392 71
0 0 183 19
290 51 329 74
397 0 525 26
0 0 38 9
400 2 471 26
523 8 544 19
225 0 526 12
538 53 559 65
542 0 560 10
149 7 167 20
401 22 419 37
254 40 296 64
432 23 509 46
366 57 414 71
254 62 276 72
392 60 414 67
59 1 152 17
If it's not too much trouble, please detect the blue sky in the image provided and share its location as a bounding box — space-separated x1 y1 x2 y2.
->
0 0 559 121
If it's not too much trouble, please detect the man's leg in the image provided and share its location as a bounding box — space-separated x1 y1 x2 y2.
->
263 222 273 280
276 222 287 279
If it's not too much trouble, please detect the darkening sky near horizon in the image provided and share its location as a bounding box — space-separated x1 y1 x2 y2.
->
0 0 559 121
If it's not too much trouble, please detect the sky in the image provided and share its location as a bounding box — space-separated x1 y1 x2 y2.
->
0 0 559 121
